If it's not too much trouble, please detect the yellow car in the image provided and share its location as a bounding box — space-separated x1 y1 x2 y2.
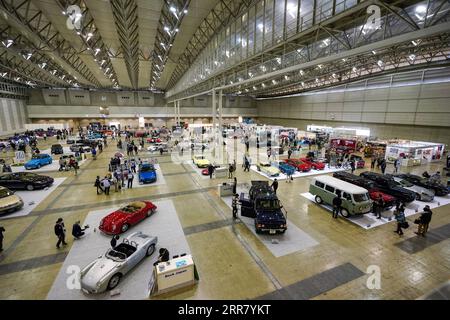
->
256 161 280 177
192 155 210 168
0 186 24 215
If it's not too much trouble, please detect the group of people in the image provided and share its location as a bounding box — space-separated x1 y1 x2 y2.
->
54 218 89 249
58 155 79 173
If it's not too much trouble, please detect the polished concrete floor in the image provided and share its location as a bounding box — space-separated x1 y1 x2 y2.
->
0 136 449 300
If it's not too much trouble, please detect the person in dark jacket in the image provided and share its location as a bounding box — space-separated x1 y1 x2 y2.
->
332 192 342 219
110 235 120 248
287 149 292 159
271 179 279 194
350 160 356 174
94 176 103 194
415 205 433 236
374 194 385 219
207 164 214 179
72 221 88 239
393 202 406 236
153 248 170 266
380 160 387 174
232 194 239 219
232 177 237 195
54 218 67 249
0 225 5 252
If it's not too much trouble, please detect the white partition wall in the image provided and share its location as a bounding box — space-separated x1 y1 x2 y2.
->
0 98 28 136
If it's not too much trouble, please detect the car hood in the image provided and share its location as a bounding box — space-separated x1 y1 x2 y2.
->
0 194 23 208
81 257 121 288
263 166 280 174
256 210 286 223
196 159 210 165
100 211 128 230
140 171 156 179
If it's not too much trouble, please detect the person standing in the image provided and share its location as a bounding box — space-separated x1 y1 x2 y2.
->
110 235 120 248
127 172 134 189
102 177 111 195
54 218 67 249
350 160 355 174
393 202 406 236
287 148 292 159
415 205 433 236
94 176 103 195
380 160 387 174
244 157 250 172
0 225 5 252
232 177 237 195
271 179 279 194
371 155 376 169
232 194 239 219
374 194 384 219
228 163 234 179
332 192 342 219
208 164 214 179
394 158 400 173
58 157 65 171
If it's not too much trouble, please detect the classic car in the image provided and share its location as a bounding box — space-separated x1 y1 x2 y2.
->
387 175 434 202
396 173 449 196
147 143 168 153
87 132 104 139
65 136 80 144
359 172 416 203
24 154 52 170
99 201 157 235
333 171 396 209
69 143 91 153
147 137 162 144
201 165 222 175
277 162 296 176
0 172 54 190
256 162 280 177
80 231 158 293
138 163 157 184
192 155 210 168
299 157 325 170
0 186 24 215
284 159 311 172
51 144 64 155
349 154 366 169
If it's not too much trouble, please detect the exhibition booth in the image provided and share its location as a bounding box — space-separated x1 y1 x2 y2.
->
385 141 445 165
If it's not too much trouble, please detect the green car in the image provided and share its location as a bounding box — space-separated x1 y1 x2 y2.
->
309 175 372 217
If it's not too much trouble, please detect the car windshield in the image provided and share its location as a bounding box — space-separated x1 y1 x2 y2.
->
140 165 154 172
0 189 13 198
257 199 281 210
31 155 42 159
120 204 140 213
19 173 37 179
106 249 126 261
399 179 413 187
353 193 369 202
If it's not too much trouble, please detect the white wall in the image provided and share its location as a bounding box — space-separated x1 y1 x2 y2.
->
257 82 450 145
0 98 28 136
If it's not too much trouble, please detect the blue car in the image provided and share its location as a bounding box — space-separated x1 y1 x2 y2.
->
278 162 296 176
24 154 53 170
139 163 157 184
87 132 103 139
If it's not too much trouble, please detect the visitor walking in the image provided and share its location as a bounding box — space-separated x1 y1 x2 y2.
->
232 194 239 219
232 177 237 195
102 177 111 195
127 172 134 189
287 148 292 159
271 179 279 194
374 194 385 219
94 176 103 194
0 225 5 252
54 218 67 249
350 160 355 174
394 202 407 236
380 160 387 174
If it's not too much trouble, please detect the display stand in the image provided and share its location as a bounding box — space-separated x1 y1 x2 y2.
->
214 167 228 178
218 182 234 197
149 255 198 297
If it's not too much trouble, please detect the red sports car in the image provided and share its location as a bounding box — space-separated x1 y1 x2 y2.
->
147 138 162 143
369 191 396 209
300 158 325 170
284 159 311 172
99 201 157 235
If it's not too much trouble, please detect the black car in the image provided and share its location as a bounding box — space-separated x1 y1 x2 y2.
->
359 172 416 203
0 172 54 191
51 144 64 155
396 173 449 196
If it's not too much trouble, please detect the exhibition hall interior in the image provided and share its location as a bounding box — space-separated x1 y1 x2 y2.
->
0 0 450 302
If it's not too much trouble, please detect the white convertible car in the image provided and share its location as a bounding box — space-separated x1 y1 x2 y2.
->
80 232 158 294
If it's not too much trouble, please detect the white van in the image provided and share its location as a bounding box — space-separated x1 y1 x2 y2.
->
309 175 372 217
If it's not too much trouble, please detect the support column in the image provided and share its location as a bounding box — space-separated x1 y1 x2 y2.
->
174 101 177 125
211 89 217 160
218 90 223 135
177 100 181 125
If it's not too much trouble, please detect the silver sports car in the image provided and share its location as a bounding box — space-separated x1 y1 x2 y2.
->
80 231 158 294
391 176 435 202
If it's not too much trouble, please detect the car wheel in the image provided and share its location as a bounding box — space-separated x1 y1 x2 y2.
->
315 195 323 204
37 164 41 169
146 244 156 257
121 224 130 233
147 208 155 217
415 193 421 201
107 273 122 290
26 184 34 191
340 208 350 218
